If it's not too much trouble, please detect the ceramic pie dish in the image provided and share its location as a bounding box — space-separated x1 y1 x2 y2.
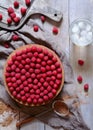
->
3 44 64 106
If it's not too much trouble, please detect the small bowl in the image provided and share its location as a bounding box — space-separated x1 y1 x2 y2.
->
69 18 93 46
52 100 69 117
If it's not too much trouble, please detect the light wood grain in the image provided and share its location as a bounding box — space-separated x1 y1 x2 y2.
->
69 0 93 130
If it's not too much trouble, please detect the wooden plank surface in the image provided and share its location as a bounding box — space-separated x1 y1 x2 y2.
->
69 0 93 130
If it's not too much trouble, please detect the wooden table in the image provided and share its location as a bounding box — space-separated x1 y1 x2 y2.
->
0 0 93 130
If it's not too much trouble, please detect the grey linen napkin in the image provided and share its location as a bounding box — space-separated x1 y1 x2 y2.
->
0 19 90 130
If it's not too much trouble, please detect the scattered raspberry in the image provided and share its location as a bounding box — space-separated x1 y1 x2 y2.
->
12 34 19 41
21 7 27 15
33 25 39 32
7 7 14 14
0 14 3 20
52 26 58 35
14 1 19 8
84 84 89 92
7 18 12 24
77 75 83 83
78 59 84 66
41 15 46 23
13 17 20 23
10 13 16 19
4 42 10 48
25 0 31 6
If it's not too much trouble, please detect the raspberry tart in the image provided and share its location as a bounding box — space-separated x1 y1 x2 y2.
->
4 44 64 106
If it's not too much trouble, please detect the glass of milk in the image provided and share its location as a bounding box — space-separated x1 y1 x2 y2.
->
69 19 93 46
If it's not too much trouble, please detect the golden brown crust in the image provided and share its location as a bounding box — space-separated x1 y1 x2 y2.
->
4 44 64 107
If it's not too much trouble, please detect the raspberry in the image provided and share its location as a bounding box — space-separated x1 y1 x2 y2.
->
20 90 25 96
36 58 41 63
14 60 19 66
30 63 35 68
21 96 26 102
12 91 17 97
41 15 46 23
31 57 36 62
7 7 14 14
43 82 48 87
57 74 62 79
44 56 48 61
10 13 16 19
25 72 30 78
31 73 36 79
46 65 50 71
36 89 40 94
33 79 38 84
43 96 48 101
26 58 30 63
77 75 83 83
34 52 38 57
33 85 38 90
57 68 62 73
52 89 57 95
52 26 58 35
21 7 27 15
35 69 40 74
27 98 32 104
25 0 31 6
4 42 10 48
48 52 53 59
14 1 19 8
11 64 16 70
33 99 37 104
11 77 16 82
33 25 39 32
47 60 52 65
27 78 32 83
17 56 22 61
12 35 19 41
52 57 57 63
8 82 12 87
13 17 20 23
84 84 89 92
37 47 42 53
21 75 26 81
41 67 46 73
55 62 60 68
44 90 48 95
16 94 21 100
48 93 53 99
9 87 14 92
17 80 22 85
24 87 29 92
39 53 44 59
38 98 43 104
15 73 21 79
7 18 12 24
78 59 84 66
0 14 2 20
51 65 56 70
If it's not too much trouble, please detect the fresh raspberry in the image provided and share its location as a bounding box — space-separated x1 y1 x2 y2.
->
11 77 16 82
14 1 19 8
31 46 37 52
43 96 48 101
38 98 43 104
47 60 52 65
15 73 21 79
9 87 14 92
34 52 38 57
48 52 53 59
30 94 35 99
31 57 36 62
40 87 44 91
35 95 40 99
52 57 57 63
25 0 31 6
7 18 12 24
41 73 46 78
44 56 48 61
22 54 27 59
51 76 56 81
39 53 44 59
35 69 40 74
36 58 41 63
55 62 60 68
6 67 11 72
47 86 52 91
7 7 14 14
31 73 36 79
12 91 17 97
6 78 11 83
25 72 30 78
46 77 51 82
30 63 35 68
40 78 44 83
25 58 30 63
20 90 25 96
27 52 33 58
52 89 57 95
43 82 48 87
57 74 62 79
27 98 32 104
36 74 41 79
33 85 38 90
14 61 19 66
40 92 44 97
16 87 20 93
13 17 20 23
33 25 39 32
8 82 12 87
44 90 48 95
48 93 53 99
46 71 52 76
24 87 29 92
4 42 10 48
37 47 42 53
10 13 16 19
36 89 40 94
15 68 20 73
41 15 46 23
84 84 89 92
52 26 58 35
57 68 62 73
27 78 32 83
8 60 13 66
33 99 38 104
23 81 28 86
77 75 83 83
16 56 22 61
56 79 61 85
17 79 22 85
37 82 42 87
46 65 50 71
16 94 21 100
21 7 27 15
12 34 19 41
5 72 10 77
43 49 48 55
11 64 16 70
21 75 26 81
51 65 56 70
41 67 46 73
0 14 2 20
26 47 32 52
49 81 54 86
21 96 26 102
29 68 34 73
78 59 84 66
25 93 30 98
